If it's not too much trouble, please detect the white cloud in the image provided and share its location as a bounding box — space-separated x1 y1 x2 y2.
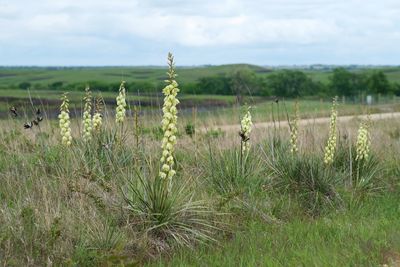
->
0 0 399 64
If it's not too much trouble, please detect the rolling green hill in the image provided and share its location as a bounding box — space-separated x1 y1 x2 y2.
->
0 64 268 88
1 65 400 91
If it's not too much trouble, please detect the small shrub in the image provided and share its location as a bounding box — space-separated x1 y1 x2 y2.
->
204 128 225 139
185 122 195 138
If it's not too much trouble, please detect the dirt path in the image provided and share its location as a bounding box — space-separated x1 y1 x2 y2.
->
201 112 400 133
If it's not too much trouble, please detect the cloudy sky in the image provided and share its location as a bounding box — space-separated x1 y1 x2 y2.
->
0 0 399 66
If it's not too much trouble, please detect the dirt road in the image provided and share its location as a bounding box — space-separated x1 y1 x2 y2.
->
202 112 400 132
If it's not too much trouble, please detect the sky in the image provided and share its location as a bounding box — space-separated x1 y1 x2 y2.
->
0 0 399 66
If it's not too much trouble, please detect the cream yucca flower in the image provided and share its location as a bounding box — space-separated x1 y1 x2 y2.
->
115 81 127 124
82 86 92 141
289 102 299 154
324 97 338 165
58 93 72 146
239 107 253 153
159 53 180 186
356 118 371 161
92 95 104 132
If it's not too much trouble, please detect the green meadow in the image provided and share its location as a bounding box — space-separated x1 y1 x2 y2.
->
1 60 400 266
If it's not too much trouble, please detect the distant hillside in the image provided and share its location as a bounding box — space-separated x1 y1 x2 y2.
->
0 64 400 89
0 64 270 88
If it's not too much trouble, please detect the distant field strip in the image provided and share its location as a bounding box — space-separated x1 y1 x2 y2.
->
204 112 400 132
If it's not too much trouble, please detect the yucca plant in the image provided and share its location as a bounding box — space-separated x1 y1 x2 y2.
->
82 85 93 142
263 143 342 216
58 93 72 146
324 96 338 165
123 171 217 249
333 140 382 207
206 147 262 198
121 53 217 250
92 94 104 133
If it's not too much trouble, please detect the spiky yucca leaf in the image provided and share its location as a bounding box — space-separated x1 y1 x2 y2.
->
122 171 218 248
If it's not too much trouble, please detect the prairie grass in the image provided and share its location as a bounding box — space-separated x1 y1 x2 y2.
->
1 71 400 266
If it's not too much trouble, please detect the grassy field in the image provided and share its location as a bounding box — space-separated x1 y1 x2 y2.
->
150 194 400 266
1 62 400 266
0 64 266 88
1 65 400 89
1 95 400 266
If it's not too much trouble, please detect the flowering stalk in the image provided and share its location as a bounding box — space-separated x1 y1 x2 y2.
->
324 97 338 165
355 117 371 161
115 81 127 124
289 102 299 154
58 93 72 146
239 107 253 154
92 95 104 133
159 53 180 188
82 86 92 141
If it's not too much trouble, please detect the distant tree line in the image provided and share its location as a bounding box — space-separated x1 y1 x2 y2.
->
17 68 400 98
183 68 400 97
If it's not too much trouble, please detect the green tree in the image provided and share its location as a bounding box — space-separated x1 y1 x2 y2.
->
391 82 400 96
266 70 316 97
329 68 354 96
367 71 391 94
196 76 231 95
18 82 31 90
229 69 265 102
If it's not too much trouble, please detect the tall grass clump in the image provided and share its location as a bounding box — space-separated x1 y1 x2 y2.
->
58 93 72 146
207 147 263 199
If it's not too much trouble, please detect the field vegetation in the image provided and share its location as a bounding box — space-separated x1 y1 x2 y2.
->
1 65 400 98
0 55 400 266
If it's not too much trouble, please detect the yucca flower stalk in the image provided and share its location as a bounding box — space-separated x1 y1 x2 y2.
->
239 107 253 175
159 52 180 189
239 107 253 154
324 97 338 165
82 86 92 141
58 93 72 146
115 81 127 124
289 101 299 154
92 95 104 133
356 117 371 161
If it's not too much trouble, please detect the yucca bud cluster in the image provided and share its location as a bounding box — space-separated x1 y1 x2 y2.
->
356 120 371 161
239 108 253 153
82 86 92 141
290 102 299 154
58 93 72 146
324 97 338 165
159 53 180 186
92 96 104 132
115 81 127 124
